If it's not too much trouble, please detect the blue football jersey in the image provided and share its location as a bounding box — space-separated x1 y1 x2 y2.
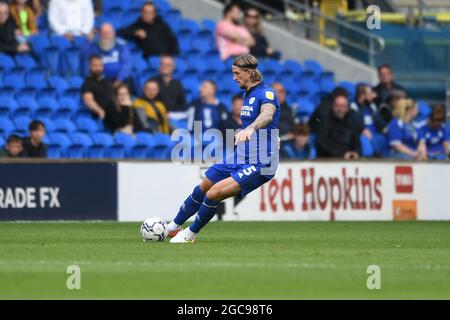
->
236 82 280 164
421 123 448 154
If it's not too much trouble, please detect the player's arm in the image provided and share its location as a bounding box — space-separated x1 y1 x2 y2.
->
235 103 276 144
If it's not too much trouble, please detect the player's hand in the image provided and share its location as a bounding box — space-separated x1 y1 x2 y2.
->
234 127 255 145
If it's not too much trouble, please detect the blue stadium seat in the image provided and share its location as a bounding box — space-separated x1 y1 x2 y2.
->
0 117 15 137
0 135 5 147
15 96 39 118
61 48 81 76
304 59 324 76
28 34 50 55
42 47 60 75
295 98 315 122
149 133 173 159
360 135 374 158
0 53 16 71
47 132 71 158
130 132 154 158
48 76 70 97
3 73 26 91
49 35 72 51
282 60 302 78
15 54 38 71
68 76 84 90
72 36 89 50
417 100 431 121
177 19 199 38
122 8 140 27
53 119 77 133
92 132 115 147
0 97 19 117
34 97 59 118
337 81 356 101
68 132 93 158
114 132 135 153
88 132 114 158
13 116 32 132
319 71 335 92
18 87 38 99
37 118 55 132
298 72 320 95
108 144 127 159
75 117 101 133
24 72 48 91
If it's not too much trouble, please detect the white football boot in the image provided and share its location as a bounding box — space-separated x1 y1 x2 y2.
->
169 228 196 243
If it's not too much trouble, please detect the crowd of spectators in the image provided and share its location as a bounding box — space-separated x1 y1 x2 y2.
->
0 0 448 161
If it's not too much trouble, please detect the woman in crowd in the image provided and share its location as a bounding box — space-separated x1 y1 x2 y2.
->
243 7 276 59
10 0 39 43
387 98 427 160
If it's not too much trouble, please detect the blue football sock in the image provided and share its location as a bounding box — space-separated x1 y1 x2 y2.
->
173 185 205 225
189 197 220 233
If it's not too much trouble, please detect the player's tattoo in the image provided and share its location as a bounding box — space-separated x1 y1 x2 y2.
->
248 103 276 130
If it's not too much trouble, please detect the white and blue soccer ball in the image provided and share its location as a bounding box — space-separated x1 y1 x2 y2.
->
140 217 169 242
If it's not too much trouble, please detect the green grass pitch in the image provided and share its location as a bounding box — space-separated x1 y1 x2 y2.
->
0 221 449 299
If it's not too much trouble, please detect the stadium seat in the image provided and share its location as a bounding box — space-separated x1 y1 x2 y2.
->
42 47 60 75
88 132 115 158
49 35 72 52
53 119 77 133
24 72 48 91
34 97 59 118
48 76 70 97
0 135 5 147
0 97 19 117
417 100 431 121
3 73 26 91
108 144 127 159
149 133 173 159
360 135 374 158
114 132 136 152
0 117 16 137
15 96 39 118
337 81 356 101
319 71 335 92
61 48 81 76
28 34 50 56
15 54 38 71
68 132 93 158
18 87 38 99
304 59 324 76
75 117 101 133
13 116 32 132
47 132 71 158
131 132 155 158
0 53 16 71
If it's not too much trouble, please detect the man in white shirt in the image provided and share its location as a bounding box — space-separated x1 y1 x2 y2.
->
48 0 94 41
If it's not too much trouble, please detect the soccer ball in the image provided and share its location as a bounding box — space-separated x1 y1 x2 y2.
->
140 217 169 242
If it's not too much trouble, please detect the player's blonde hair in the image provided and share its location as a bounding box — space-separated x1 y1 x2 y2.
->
233 54 263 82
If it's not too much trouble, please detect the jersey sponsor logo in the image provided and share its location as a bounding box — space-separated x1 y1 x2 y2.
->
265 91 274 100
249 97 256 104
240 105 254 117
237 166 257 179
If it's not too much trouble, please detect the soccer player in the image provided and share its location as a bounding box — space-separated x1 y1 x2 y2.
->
168 54 280 243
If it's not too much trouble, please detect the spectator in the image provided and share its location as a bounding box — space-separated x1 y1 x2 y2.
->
373 64 405 107
216 3 254 61
83 23 133 90
151 56 186 115
48 0 94 41
271 82 296 141
243 7 276 59
281 123 315 160
309 88 362 159
10 0 38 44
374 88 406 134
118 2 178 57
108 84 135 134
0 1 30 54
133 79 170 134
351 84 379 138
222 94 243 130
0 134 23 158
81 55 117 132
187 80 229 135
420 104 449 160
21 120 47 158
387 98 427 160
